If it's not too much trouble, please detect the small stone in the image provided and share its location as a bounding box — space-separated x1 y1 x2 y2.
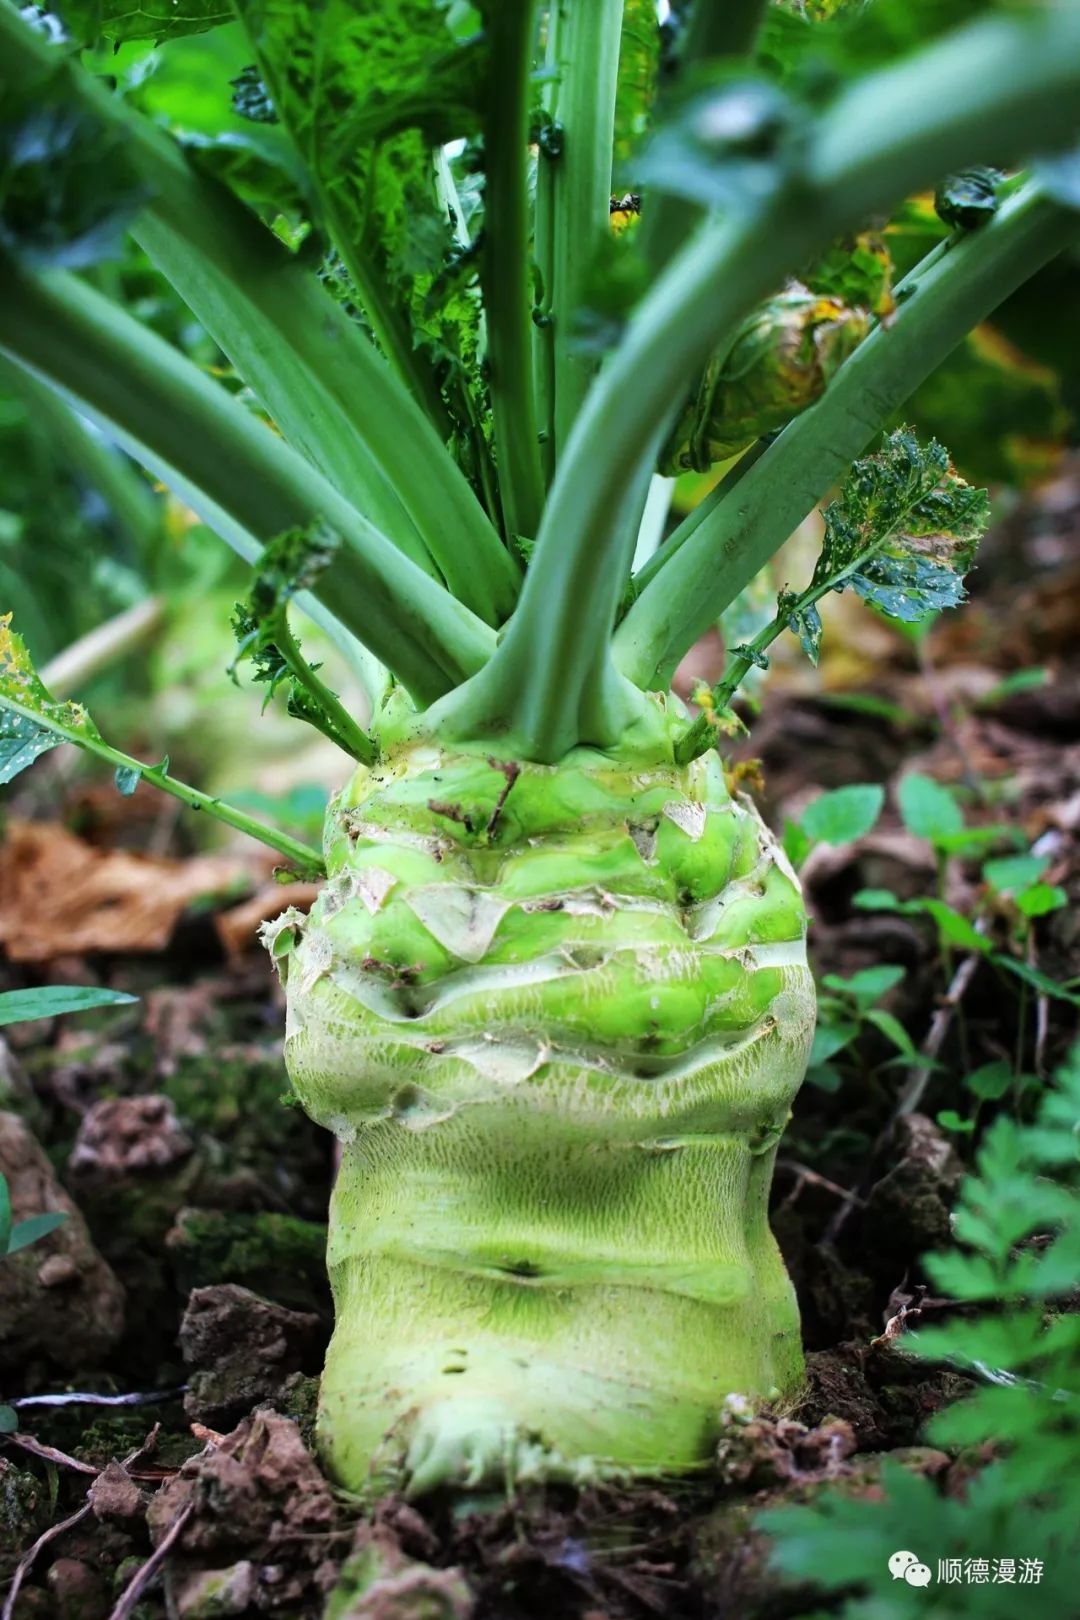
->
45 1557 109 1620
175 1561 257 1617
0 1111 125 1374
36 1253 79 1288
179 1284 322 1427
69 1095 193 1178
88 1461 147 1524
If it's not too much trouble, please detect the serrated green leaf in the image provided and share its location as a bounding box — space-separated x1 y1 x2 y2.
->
0 613 101 783
800 782 884 846
897 771 963 841
233 0 486 415
815 428 989 624
54 0 232 45
0 986 138 1027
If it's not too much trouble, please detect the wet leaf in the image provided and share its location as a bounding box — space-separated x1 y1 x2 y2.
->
0 985 138 1027
815 429 989 624
0 613 101 784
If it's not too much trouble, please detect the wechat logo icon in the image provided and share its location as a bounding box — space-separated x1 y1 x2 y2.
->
889 1550 933 1588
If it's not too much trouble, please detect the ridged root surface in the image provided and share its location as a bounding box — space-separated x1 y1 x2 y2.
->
267 738 815 1496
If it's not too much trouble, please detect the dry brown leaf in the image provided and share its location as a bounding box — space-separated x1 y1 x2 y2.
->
0 820 253 962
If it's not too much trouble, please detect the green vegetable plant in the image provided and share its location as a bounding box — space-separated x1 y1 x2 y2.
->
854 770 1079 1119
1 0 1079 1495
758 1042 1080 1617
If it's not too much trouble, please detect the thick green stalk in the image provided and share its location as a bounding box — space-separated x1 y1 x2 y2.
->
0 692 325 875
616 182 1080 688
483 6 1080 755
0 4 521 626
0 260 496 704
481 3 546 542
274 731 813 1493
547 0 626 458
533 6 561 489
271 618 376 766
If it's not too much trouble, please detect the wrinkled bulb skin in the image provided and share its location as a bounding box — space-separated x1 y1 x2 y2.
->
268 707 814 1496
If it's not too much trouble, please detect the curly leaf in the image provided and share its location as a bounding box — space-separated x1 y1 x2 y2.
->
660 283 868 474
52 0 232 45
233 0 486 394
814 428 989 622
0 613 101 784
229 524 373 763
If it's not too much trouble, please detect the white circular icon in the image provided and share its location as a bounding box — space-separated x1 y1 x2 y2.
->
906 1563 933 1588
889 1551 921 1580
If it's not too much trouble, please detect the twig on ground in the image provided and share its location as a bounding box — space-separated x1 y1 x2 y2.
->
3 1432 98 1475
1030 933 1051 1077
106 1503 194 1620
775 1160 867 1211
